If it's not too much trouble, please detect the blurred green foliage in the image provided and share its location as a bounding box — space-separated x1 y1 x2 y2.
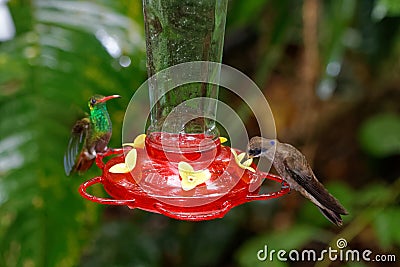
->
359 113 400 157
0 0 146 266
1 0 399 267
375 0 400 17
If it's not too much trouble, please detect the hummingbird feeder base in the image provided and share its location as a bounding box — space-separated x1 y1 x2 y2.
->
79 134 290 221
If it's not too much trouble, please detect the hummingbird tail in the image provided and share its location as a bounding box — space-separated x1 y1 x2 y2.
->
72 150 95 175
317 206 345 227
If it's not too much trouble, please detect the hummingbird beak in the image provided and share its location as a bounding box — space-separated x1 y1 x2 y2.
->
97 94 121 103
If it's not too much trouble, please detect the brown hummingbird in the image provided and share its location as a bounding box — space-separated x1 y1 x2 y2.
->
247 137 348 226
64 94 120 176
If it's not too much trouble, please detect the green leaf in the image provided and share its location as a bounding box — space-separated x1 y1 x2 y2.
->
373 207 400 249
80 221 161 267
0 1 146 266
354 183 392 206
373 0 400 19
358 113 400 157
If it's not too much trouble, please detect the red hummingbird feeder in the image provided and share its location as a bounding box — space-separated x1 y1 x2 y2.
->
79 0 289 221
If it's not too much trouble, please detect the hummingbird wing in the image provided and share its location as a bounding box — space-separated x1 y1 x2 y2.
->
283 156 348 215
64 118 90 176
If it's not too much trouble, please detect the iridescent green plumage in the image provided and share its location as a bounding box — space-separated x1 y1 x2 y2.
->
64 94 120 175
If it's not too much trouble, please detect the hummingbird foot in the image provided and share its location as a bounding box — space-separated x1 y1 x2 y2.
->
99 147 124 157
94 148 124 169
83 150 96 160
281 180 290 190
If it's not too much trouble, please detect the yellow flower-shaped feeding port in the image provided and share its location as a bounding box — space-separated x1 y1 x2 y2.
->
178 162 211 191
230 148 256 173
122 133 146 149
109 148 137 173
219 136 228 144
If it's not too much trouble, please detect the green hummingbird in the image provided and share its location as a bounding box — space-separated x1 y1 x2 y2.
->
64 94 120 176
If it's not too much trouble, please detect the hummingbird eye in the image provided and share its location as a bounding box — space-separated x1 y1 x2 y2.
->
90 98 96 105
